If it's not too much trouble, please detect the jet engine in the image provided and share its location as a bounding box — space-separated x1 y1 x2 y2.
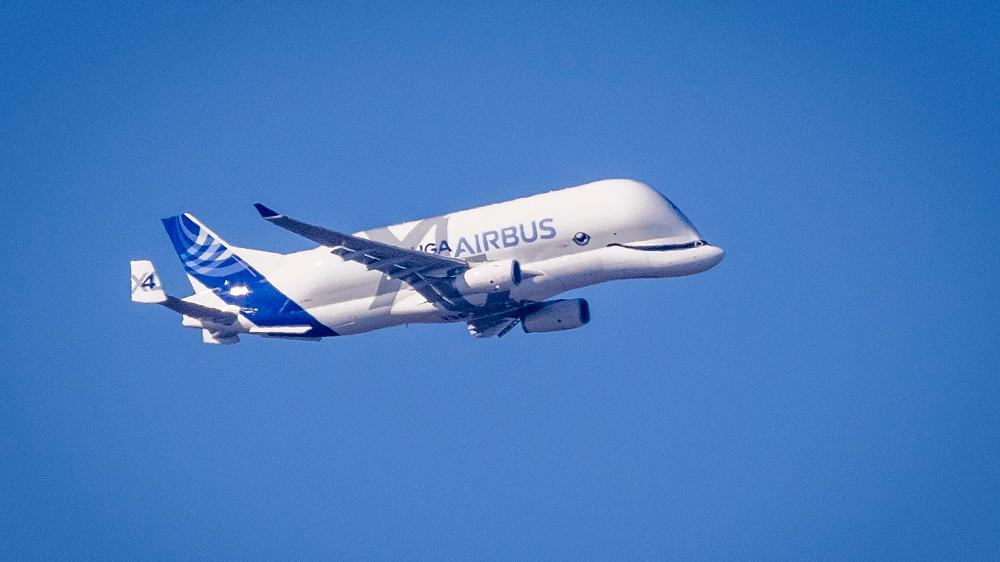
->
521 299 590 333
453 259 522 294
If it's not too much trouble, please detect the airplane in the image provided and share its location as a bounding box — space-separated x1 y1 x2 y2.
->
130 179 724 343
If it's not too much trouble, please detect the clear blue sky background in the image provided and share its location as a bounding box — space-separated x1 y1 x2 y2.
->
2 2 998 559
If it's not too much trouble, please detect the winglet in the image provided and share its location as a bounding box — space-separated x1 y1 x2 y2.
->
253 203 281 219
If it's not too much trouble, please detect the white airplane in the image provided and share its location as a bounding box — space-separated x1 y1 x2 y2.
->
130 179 724 343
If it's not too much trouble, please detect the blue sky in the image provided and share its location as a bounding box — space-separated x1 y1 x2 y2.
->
2 2 998 559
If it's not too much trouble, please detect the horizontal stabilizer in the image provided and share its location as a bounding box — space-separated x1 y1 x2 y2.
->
163 297 238 325
131 259 239 326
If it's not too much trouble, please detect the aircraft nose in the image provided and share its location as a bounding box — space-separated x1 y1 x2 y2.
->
702 245 725 269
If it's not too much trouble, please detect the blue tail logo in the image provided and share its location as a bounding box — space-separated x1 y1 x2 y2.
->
160 213 336 337
163 214 250 280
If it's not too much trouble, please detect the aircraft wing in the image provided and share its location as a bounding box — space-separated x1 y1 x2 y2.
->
254 203 473 308
254 203 467 276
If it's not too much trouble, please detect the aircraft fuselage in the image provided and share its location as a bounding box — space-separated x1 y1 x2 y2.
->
258 179 723 335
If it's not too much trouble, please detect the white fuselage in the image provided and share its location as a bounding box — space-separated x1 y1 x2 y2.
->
229 179 723 336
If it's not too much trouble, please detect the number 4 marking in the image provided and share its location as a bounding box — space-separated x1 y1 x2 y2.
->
141 274 157 289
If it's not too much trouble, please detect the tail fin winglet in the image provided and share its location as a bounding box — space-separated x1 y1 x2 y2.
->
130 260 167 304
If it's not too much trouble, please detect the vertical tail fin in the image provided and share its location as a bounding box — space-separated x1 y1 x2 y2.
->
161 213 256 292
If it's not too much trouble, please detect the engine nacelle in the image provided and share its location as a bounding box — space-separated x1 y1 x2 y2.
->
521 299 591 333
453 259 522 294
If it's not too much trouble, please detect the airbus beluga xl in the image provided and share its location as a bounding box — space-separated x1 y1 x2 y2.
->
130 179 724 343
